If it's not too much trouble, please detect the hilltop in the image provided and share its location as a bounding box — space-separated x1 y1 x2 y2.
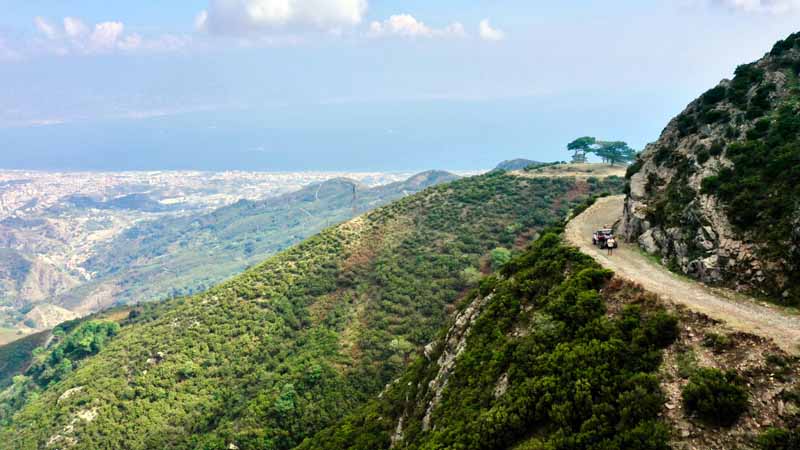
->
515 162 627 179
624 32 800 305
493 158 542 171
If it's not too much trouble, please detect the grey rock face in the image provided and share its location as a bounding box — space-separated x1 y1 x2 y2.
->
621 51 791 297
638 229 660 254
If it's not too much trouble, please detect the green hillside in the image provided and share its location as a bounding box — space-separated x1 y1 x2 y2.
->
0 171 624 449
56 171 458 313
298 234 679 450
0 330 50 388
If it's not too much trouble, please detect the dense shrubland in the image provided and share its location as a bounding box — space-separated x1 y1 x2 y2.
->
0 172 623 449
300 234 679 450
0 319 119 425
681 368 748 426
67 172 458 309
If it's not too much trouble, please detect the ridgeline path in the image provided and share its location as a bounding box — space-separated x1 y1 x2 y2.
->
565 195 800 355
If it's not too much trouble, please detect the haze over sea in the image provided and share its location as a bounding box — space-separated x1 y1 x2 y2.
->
1 94 679 172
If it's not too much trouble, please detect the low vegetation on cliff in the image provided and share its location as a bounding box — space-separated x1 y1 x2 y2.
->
624 31 800 305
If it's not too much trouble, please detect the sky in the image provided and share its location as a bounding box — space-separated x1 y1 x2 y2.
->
1 0 800 171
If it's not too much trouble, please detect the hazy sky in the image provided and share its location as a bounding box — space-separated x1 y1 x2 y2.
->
1 1 799 171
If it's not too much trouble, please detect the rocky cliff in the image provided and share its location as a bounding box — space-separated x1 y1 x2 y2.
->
623 32 800 305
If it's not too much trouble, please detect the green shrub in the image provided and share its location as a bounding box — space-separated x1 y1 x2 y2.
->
701 332 733 353
490 247 512 269
696 147 710 164
675 348 698 379
626 159 644 179
676 113 698 137
770 32 800 56
729 64 765 107
700 108 731 125
645 173 662 194
765 353 790 368
746 84 775 119
709 140 725 156
701 85 728 105
757 428 800 450
682 368 748 426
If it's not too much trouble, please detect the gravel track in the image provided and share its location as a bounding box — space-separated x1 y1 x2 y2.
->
565 195 800 355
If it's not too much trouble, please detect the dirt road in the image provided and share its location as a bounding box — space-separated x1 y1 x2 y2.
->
565 195 800 355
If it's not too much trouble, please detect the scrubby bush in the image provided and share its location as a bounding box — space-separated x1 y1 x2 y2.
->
709 140 725 156
701 85 728 105
490 247 512 269
682 368 748 426
729 63 765 107
757 428 800 450
676 348 698 379
626 158 644 179
701 332 733 353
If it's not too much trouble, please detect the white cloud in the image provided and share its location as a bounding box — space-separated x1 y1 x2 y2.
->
64 17 89 38
479 19 505 42
368 14 466 39
89 21 125 51
369 14 432 37
34 17 58 39
29 17 189 56
443 22 467 37
195 10 210 32
200 0 368 34
118 33 143 51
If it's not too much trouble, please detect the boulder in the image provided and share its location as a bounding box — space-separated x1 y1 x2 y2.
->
638 229 660 254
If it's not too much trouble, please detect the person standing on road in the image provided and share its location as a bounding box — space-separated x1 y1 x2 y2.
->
606 236 616 256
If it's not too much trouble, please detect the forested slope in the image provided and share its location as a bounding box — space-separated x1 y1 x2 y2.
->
301 233 800 450
299 233 680 450
0 171 623 449
0 330 50 388
56 171 458 315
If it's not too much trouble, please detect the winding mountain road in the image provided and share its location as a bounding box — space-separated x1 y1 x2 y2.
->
565 195 800 355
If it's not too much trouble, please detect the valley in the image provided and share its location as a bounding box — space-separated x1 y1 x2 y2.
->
0 170 419 341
